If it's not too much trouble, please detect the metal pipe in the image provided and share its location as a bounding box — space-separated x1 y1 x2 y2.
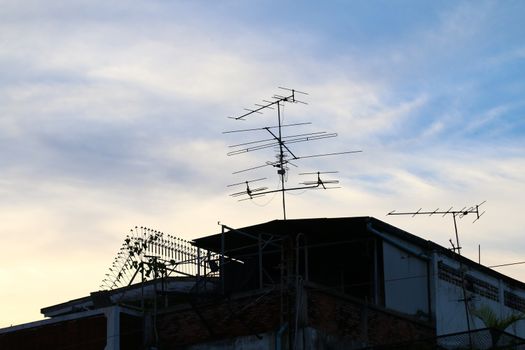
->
275 323 288 350
277 102 287 220
453 214 473 349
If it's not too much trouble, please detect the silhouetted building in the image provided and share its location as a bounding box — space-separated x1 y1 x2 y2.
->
1 217 525 349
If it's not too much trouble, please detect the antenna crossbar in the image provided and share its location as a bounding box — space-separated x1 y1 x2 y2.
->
227 178 266 187
223 122 311 134
231 150 362 174
295 150 363 160
228 131 327 148
233 183 336 200
387 201 486 223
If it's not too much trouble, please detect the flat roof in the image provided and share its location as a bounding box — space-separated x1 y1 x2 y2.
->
41 276 197 318
193 216 525 290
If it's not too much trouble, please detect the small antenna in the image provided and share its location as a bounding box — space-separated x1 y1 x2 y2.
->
299 171 340 190
228 178 268 200
224 87 361 219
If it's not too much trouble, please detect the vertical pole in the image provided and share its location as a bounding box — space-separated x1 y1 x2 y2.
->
153 258 159 346
258 234 263 289
280 240 285 325
453 214 461 256
304 236 309 282
221 224 225 294
453 214 473 349
294 233 307 349
277 100 287 220
141 263 144 310
373 238 379 304
197 247 201 278
478 244 481 264
141 263 146 348
296 233 302 279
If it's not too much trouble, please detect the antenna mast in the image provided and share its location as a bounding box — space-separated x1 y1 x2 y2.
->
225 87 361 219
276 96 287 218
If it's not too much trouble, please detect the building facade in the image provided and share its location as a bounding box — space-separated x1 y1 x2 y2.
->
1 217 524 349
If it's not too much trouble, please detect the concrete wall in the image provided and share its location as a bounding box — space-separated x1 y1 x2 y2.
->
433 252 525 338
383 241 429 318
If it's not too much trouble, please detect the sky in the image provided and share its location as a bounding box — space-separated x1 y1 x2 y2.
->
1 0 524 327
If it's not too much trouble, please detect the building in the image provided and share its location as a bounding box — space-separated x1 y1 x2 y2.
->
1 216 525 349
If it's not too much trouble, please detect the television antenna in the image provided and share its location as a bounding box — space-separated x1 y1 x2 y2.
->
387 200 486 346
225 87 361 219
387 201 486 255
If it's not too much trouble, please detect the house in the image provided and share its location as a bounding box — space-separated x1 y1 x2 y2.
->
1 216 524 349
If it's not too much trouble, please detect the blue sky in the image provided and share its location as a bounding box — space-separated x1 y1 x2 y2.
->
1 0 524 327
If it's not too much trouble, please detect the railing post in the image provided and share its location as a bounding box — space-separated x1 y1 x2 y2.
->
197 247 201 278
221 225 226 294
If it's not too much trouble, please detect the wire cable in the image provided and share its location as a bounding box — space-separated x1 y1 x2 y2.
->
489 261 525 268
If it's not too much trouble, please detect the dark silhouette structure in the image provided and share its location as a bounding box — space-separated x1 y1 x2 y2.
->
2 217 525 349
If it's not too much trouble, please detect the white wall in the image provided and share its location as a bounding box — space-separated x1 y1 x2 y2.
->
433 253 525 338
383 241 429 318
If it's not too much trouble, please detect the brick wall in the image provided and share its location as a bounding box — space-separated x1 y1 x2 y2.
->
156 287 434 349
308 289 435 346
157 291 281 348
0 315 107 350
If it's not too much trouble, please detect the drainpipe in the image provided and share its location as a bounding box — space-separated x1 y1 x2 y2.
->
275 323 288 350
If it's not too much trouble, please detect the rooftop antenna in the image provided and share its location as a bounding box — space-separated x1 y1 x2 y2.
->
387 201 486 256
225 87 361 219
387 201 486 347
